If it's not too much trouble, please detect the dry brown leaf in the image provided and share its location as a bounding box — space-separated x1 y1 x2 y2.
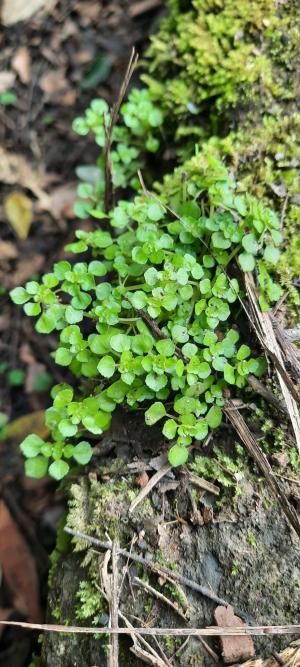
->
1 0 57 26
12 46 31 84
0 240 18 260
0 71 15 92
46 182 77 219
4 191 33 239
5 410 49 441
39 69 68 95
0 501 41 622
0 147 50 207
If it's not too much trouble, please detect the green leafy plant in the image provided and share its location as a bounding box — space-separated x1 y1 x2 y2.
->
11 92 283 478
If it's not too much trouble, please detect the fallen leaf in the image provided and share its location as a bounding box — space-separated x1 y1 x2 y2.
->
25 362 47 394
1 0 57 26
46 182 77 219
0 147 50 207
0 71 16 92
0 501 41 622
4 191 33 239
12 46 31 84
4 410 49 441
0 240 18 260
39 69 68 95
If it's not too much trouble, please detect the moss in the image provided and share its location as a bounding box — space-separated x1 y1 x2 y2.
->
144 0 298 130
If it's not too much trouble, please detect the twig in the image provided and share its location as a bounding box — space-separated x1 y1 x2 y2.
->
65 527 250 618
186 471 220 496
98 579 168 666
103 48 138 212
245 274 300 454
133 576 187 620
0 620 299 636
247 375 288 415
109 541 119 667
119 610 170 667
274 473 300 487
129 463 171 513
197 637 220 663
136 308 187 362
224 400 300 538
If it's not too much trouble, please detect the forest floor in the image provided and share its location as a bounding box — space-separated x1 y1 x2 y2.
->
0 2 164 665
0 2 299 667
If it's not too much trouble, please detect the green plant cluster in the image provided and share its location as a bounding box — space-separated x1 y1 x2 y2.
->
11 101 283 475
72 88 163 218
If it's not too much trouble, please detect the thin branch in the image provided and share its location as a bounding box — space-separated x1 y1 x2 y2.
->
186 471 220 496
245 273 300 452
129 463 171 513
104 48 139 212
247 375 288 415
109 540 119 667
0 620 299 636
224 400 300 538
65 527 247 616
133 576 187 621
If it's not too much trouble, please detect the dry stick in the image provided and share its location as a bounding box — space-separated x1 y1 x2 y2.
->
271 315 300 380
103 48 138 212
224 400 300 538
247 375 288 415
65 527 248 618
0 620 299 637
133 576 187 621
245 273 300 453
136 308 187 363
99 580 168 666
186 471 220 496
129 463 171 513
119 610 171 667
109 540 119 667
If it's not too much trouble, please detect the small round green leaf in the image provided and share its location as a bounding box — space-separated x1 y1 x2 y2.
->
55 348 73 366
110 334 131 353
238 252 255 272
145 402 166 426
10 287 30 305
73 441 93 465
20 433 44 458
48 460 70 480
171 325 189 343
242 234 258 255
25 456 49 479
162 419 177 440
168 444 189 467
264 246 280 265
206 405 222 429
97 355 116 378
156 339 175 357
